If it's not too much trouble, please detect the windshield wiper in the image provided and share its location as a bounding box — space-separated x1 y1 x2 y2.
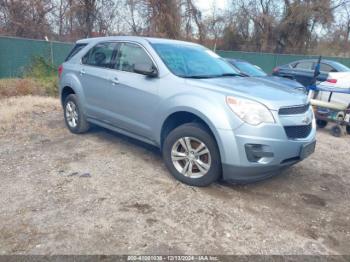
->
216 73 243 77
182 73 243 79
182 75 217 79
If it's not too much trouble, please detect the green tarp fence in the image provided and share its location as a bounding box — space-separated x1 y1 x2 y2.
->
1 35 350 78
0 36 74 78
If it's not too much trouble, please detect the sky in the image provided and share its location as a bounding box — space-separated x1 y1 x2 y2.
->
196 0 228 15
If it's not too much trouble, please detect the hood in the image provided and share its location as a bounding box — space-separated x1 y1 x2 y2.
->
186 76 308 110
263 76 305 89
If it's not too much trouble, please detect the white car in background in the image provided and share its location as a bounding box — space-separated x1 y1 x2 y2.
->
318 71 350 106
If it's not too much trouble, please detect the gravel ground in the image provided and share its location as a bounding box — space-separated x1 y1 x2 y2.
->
0 96 349 255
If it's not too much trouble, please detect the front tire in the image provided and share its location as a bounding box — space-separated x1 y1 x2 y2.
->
162 123 221 187
63 94 90 134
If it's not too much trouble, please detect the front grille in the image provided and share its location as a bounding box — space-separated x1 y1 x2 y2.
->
279 104 310 115
284 124 312 139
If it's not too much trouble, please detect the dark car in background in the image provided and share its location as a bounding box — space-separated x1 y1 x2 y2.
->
225 58 305 90
272 59 350 87
225 58 267 77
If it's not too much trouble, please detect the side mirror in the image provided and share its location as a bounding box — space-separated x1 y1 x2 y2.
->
133 63 158 77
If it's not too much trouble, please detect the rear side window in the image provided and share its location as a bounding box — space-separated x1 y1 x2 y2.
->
320 63 335 73
82 42 118 68
65 43 87 61
294 61 313 70
115 43 153 73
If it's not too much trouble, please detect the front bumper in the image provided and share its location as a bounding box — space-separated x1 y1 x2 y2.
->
222 162 296 183
216 117 316 183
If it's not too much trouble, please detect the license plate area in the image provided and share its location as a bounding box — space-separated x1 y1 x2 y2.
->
300 141 316 159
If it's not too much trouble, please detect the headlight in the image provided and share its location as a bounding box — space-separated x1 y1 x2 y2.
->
226 96 275 126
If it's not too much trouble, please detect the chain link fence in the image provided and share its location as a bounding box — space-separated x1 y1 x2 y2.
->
1 36 350 78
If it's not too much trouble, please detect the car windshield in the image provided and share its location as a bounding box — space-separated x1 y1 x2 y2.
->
151 43 240 78
234 61 267 77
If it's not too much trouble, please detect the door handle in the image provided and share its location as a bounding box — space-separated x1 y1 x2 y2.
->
80 69 85 76
110 77 119 85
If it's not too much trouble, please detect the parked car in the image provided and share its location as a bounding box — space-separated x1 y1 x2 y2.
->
272 59 350 87
318 71 350 90
225 58 305 90
225 58 267 77
59 36 316 187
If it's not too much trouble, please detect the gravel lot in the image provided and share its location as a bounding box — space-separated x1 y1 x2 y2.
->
0 96 350 255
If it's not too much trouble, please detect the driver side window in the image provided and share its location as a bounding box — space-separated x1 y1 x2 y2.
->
115 43 153 73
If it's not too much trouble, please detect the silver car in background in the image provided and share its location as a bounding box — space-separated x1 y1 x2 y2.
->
59 36 316 186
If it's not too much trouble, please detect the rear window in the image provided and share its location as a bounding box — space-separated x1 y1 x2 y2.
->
333 62 350 72
65 43 87 61
320 63 335 73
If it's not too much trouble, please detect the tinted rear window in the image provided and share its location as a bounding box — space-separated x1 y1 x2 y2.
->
320 63 335 73
65 43 87 61
333 62 350 72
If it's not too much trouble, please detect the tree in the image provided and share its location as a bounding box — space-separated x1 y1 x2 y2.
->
144 0 181 38
1 0 350 56
0 0 54 39
202 2 226 49
275 0 334 53
181 0 204 42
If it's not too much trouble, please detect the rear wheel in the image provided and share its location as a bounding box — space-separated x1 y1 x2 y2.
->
346 125 350 135
162 123 221 187
63 94 90 134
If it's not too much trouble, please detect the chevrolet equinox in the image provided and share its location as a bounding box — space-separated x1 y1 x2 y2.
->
59 36 316 186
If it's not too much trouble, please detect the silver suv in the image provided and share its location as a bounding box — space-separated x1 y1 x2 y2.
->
59 36 316 186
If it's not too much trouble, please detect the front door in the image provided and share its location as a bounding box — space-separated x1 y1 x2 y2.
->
106 42 160 139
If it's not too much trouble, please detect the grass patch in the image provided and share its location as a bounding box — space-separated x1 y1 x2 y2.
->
0 78 57 99
0 56 58 99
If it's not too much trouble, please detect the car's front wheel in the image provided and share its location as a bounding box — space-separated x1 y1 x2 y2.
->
163 123 221 187
63 94 90 134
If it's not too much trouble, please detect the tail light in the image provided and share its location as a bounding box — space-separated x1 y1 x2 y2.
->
273 67 280 73
58 65 63 78
326 79 337 84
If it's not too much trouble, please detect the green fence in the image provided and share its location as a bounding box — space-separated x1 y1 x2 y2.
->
0 36 74 78
1 36 350 78
217 50 350 73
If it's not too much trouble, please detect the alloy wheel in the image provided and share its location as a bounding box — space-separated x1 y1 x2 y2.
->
171 137 211 178
65 101 79 128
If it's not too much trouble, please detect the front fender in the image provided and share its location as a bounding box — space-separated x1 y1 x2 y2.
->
154 93 242 156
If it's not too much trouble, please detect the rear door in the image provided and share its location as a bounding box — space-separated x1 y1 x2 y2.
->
79 42 119 121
